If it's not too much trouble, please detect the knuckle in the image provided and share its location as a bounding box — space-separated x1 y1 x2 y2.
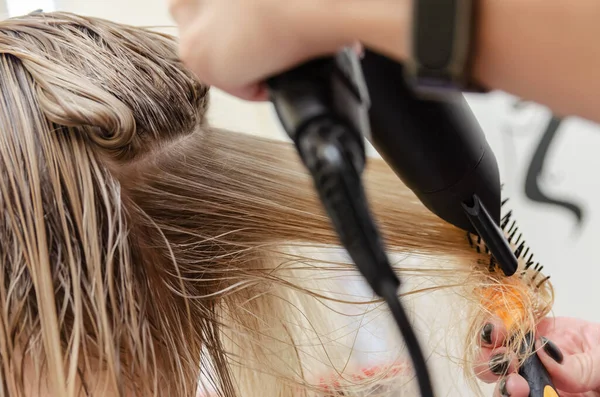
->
167 0 182 13
168 0 187 10
178 35 195 62
565 352 596 392
168 0 195 23
179 35 217 83
579 353 596 389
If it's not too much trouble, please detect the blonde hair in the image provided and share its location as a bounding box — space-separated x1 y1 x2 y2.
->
0 11 553 397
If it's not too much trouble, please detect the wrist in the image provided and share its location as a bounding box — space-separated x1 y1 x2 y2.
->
330 0 411 61
318 0 488 93
288 0 360 57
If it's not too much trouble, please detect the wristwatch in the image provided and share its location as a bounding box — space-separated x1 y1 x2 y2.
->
405 0 487 95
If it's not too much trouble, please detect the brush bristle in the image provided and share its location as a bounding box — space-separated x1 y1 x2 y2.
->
463 197 554 391
466 202 551 290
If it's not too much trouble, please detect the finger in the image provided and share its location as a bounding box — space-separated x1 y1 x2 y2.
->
168 0 200 26
480 317 509 348
494 374 530 397
473 348 518 383
222 83 270 102
536 338 600 393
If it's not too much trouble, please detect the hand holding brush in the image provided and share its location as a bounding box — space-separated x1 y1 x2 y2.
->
474 316 600 397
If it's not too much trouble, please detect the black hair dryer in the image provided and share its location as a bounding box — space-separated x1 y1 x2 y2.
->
361 50 501 233
360 50 518 276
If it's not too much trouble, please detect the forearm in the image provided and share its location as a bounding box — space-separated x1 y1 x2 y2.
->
473 0 600 123
334 0 600 123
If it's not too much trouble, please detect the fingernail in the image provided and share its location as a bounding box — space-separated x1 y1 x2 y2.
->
506 332 519 347
489 354 510 375
499 378 510 397
541 337 563 364
481 323 493 344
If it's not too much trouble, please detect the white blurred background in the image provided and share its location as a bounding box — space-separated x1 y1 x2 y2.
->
2 0 600 395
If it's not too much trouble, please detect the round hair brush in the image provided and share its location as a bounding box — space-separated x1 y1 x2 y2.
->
468 200 559 397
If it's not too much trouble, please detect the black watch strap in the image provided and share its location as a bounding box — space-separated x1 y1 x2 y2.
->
406 0 486 95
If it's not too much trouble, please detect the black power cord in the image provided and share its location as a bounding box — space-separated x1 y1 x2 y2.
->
380 279 433 397
268 50 435 397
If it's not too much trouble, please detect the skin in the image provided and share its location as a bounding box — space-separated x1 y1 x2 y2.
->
475 316 600 397
168 0 600 124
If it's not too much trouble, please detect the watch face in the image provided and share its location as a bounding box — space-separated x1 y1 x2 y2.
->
412 0 459 69
410 0 476 94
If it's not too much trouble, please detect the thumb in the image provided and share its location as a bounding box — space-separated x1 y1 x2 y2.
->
536 337 600 393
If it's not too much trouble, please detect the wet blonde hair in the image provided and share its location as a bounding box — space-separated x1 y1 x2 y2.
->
0 11 553 397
